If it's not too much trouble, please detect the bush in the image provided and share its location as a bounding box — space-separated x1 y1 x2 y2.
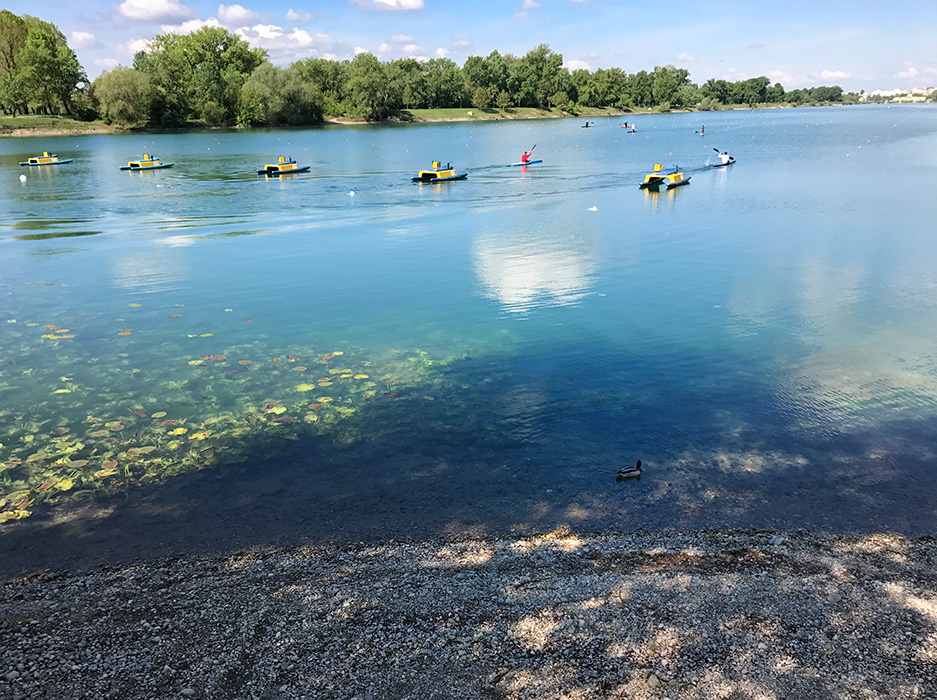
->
202 101 225 126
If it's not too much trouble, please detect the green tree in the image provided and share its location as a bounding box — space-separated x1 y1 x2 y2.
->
137 26 265 125
385 58 426 109
701 78 732 104
505 54 537 107
0 10 27 84
472 85 491 109
672 83 701 109
293 57 350 114
17 24 85 114
462 55 487 90
550 90 568 111
628 70 653 107
424 58 463 108
766 82 785 103
92 66 152 127
496 89 512 110
483 51 508 95
346 52 390 120
651 64 688 107
236 62 323 126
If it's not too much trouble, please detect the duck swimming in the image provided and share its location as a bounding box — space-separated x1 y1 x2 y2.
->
617 460 642 479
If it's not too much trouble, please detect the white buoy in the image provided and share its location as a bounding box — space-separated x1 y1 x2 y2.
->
19 174 26 182
348 190 355 196
587 205 597 211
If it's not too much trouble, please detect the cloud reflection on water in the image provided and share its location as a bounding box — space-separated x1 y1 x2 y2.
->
472 228 597 314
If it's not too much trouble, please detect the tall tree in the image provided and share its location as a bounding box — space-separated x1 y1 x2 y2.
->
236 62 323 126
137 26 265 124
92 67 152 127
346 52 390 120
17 24 85 114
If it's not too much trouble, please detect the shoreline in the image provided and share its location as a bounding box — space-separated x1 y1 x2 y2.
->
0 104 804 138
2 528 934 699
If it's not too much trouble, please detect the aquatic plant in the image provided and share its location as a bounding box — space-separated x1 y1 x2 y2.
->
0 315 457 522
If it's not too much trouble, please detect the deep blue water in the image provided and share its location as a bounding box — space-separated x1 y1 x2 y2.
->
2 105 937 570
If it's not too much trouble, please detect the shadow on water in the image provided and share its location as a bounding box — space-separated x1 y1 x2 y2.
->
3 335 937 580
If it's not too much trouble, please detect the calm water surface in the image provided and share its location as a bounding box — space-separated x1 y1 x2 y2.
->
2 105 937 572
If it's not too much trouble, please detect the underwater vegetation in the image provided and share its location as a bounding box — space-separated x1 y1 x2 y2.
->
0 306 452 523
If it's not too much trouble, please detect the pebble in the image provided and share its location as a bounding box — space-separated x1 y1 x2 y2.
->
1 530 934 699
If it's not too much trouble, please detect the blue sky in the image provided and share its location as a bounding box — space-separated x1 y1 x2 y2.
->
9 0 937 91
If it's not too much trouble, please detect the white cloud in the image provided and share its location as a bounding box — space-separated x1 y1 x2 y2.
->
452 33 470 49
161 17 222 34
564 59 590 71
353 0 425 10
218 4 257 25
119 0 193 21
434 47 449 58
403 43 424 56
767 69 797 86
234 24 346 61
95 57 120 71
241 23 283 40
377 42 391 53
389 34 414 43
515 0 539 18
820 69 851 80
676 51 697 62
118 38 154 56
354 47 369 54
895 63 937 82
285 8 311 21
70 31 96 48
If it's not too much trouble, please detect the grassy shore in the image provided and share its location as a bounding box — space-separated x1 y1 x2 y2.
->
2 102 834 137
1 106 634 137
0 114 118 137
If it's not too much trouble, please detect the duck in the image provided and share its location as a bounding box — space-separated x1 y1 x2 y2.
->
617 460 642 479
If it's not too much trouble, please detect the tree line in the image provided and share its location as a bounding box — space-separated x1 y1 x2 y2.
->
0 12 861 129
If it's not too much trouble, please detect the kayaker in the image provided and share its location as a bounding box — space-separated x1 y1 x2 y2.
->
700 125 705 134
521 150 531 164
719 151 732 165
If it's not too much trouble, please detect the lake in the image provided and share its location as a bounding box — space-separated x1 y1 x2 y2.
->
2 105 937 573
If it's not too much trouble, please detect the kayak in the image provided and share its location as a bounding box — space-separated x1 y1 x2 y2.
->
505 159 543 167
711 159 736 168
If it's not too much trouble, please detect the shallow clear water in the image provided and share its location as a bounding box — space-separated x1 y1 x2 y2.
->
2 105 937 565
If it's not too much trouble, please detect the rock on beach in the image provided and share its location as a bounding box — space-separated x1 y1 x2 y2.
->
1 529 935 699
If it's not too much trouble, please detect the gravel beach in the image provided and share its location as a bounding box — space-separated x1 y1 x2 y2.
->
2 529 935 699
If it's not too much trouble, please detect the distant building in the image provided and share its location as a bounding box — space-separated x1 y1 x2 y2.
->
860 87 934 103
